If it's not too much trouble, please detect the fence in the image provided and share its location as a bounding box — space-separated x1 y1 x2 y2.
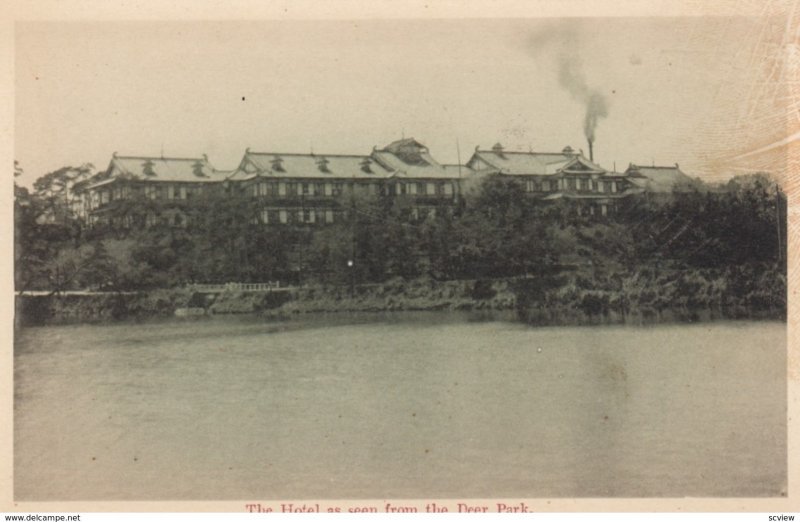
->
190 282 283 292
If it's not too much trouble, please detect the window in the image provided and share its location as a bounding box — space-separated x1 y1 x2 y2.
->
579 178 588 191
525 180 534 193
426 183 436 196
167 185 176 199
304 209 315 223
279 210 288 224
408 183 417 195
567 178 576 190
260 209 269 224
180 186 188 199
611 181 617 193
411 207 419 220
324 183 333 196
443 183 454 196
145 212 158 227
302 183 312 196
145 185 157 200
325 210 334 223
278 182 287 196
601 204 608 216
287 183 298 196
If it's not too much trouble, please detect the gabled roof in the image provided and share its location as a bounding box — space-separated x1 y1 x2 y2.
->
362 138 463 179
94 154 221 186
370 150 463 179
624 164 694 192
227 151 393 181
466 147 606 176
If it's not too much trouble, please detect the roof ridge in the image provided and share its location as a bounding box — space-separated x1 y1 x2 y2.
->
247 151 372 159
115 155 207 162
476 149 576 156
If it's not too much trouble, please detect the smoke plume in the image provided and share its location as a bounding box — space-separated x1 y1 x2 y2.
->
530 23 609 145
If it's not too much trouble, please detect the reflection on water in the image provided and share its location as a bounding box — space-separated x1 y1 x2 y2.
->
14 313 786 500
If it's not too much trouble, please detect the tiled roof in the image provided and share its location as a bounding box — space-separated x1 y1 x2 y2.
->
228 151 393 180
103 155 221 184
467 149 606 176
625 164 694 192
370 150 463 179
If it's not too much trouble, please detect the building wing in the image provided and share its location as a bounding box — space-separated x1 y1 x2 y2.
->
465 145 603 176
625 164 694 192
88 154 221 189
229 150 394 180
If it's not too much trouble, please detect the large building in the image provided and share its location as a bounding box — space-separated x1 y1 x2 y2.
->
74 153 224 228
73 138 688 228
466 143 638 217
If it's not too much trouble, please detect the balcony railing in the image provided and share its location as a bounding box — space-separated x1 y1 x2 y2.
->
190 282 282 292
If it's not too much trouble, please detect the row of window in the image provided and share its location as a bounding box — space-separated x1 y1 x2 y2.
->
252 206 442 225
255 208 337 225
145 184 207 200
121 206 447 228
90 183 210 207
91 201 618 226
101 203 614 229
523 178 619 194
249 180 456 198
88 177 621 211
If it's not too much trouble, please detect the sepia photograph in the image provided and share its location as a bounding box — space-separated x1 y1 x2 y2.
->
6 1 797 513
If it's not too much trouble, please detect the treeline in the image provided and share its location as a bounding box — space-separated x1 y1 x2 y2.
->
15 167 786 305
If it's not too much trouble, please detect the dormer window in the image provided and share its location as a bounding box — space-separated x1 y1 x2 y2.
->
360 158 374 174
316 157 331 173
562 146 575 155
142 160 156 176
270 156 285 173
492 142 506 159
191 160 206 177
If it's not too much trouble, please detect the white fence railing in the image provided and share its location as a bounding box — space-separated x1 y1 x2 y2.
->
190 282 283 292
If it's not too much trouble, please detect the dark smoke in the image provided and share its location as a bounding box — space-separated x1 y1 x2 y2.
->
530 23 609 145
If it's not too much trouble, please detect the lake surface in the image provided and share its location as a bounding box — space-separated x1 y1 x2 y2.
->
14 313 787 500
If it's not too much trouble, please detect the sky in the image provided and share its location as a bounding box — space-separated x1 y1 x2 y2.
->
14 14 794 187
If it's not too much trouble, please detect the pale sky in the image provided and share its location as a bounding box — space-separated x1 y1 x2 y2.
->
14 16 791 186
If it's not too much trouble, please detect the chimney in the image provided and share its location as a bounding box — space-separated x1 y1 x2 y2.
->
588 139 594 162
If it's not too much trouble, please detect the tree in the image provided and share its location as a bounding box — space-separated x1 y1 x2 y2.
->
32 164 94 227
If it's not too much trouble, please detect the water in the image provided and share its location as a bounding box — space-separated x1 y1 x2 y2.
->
14 313 787 500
